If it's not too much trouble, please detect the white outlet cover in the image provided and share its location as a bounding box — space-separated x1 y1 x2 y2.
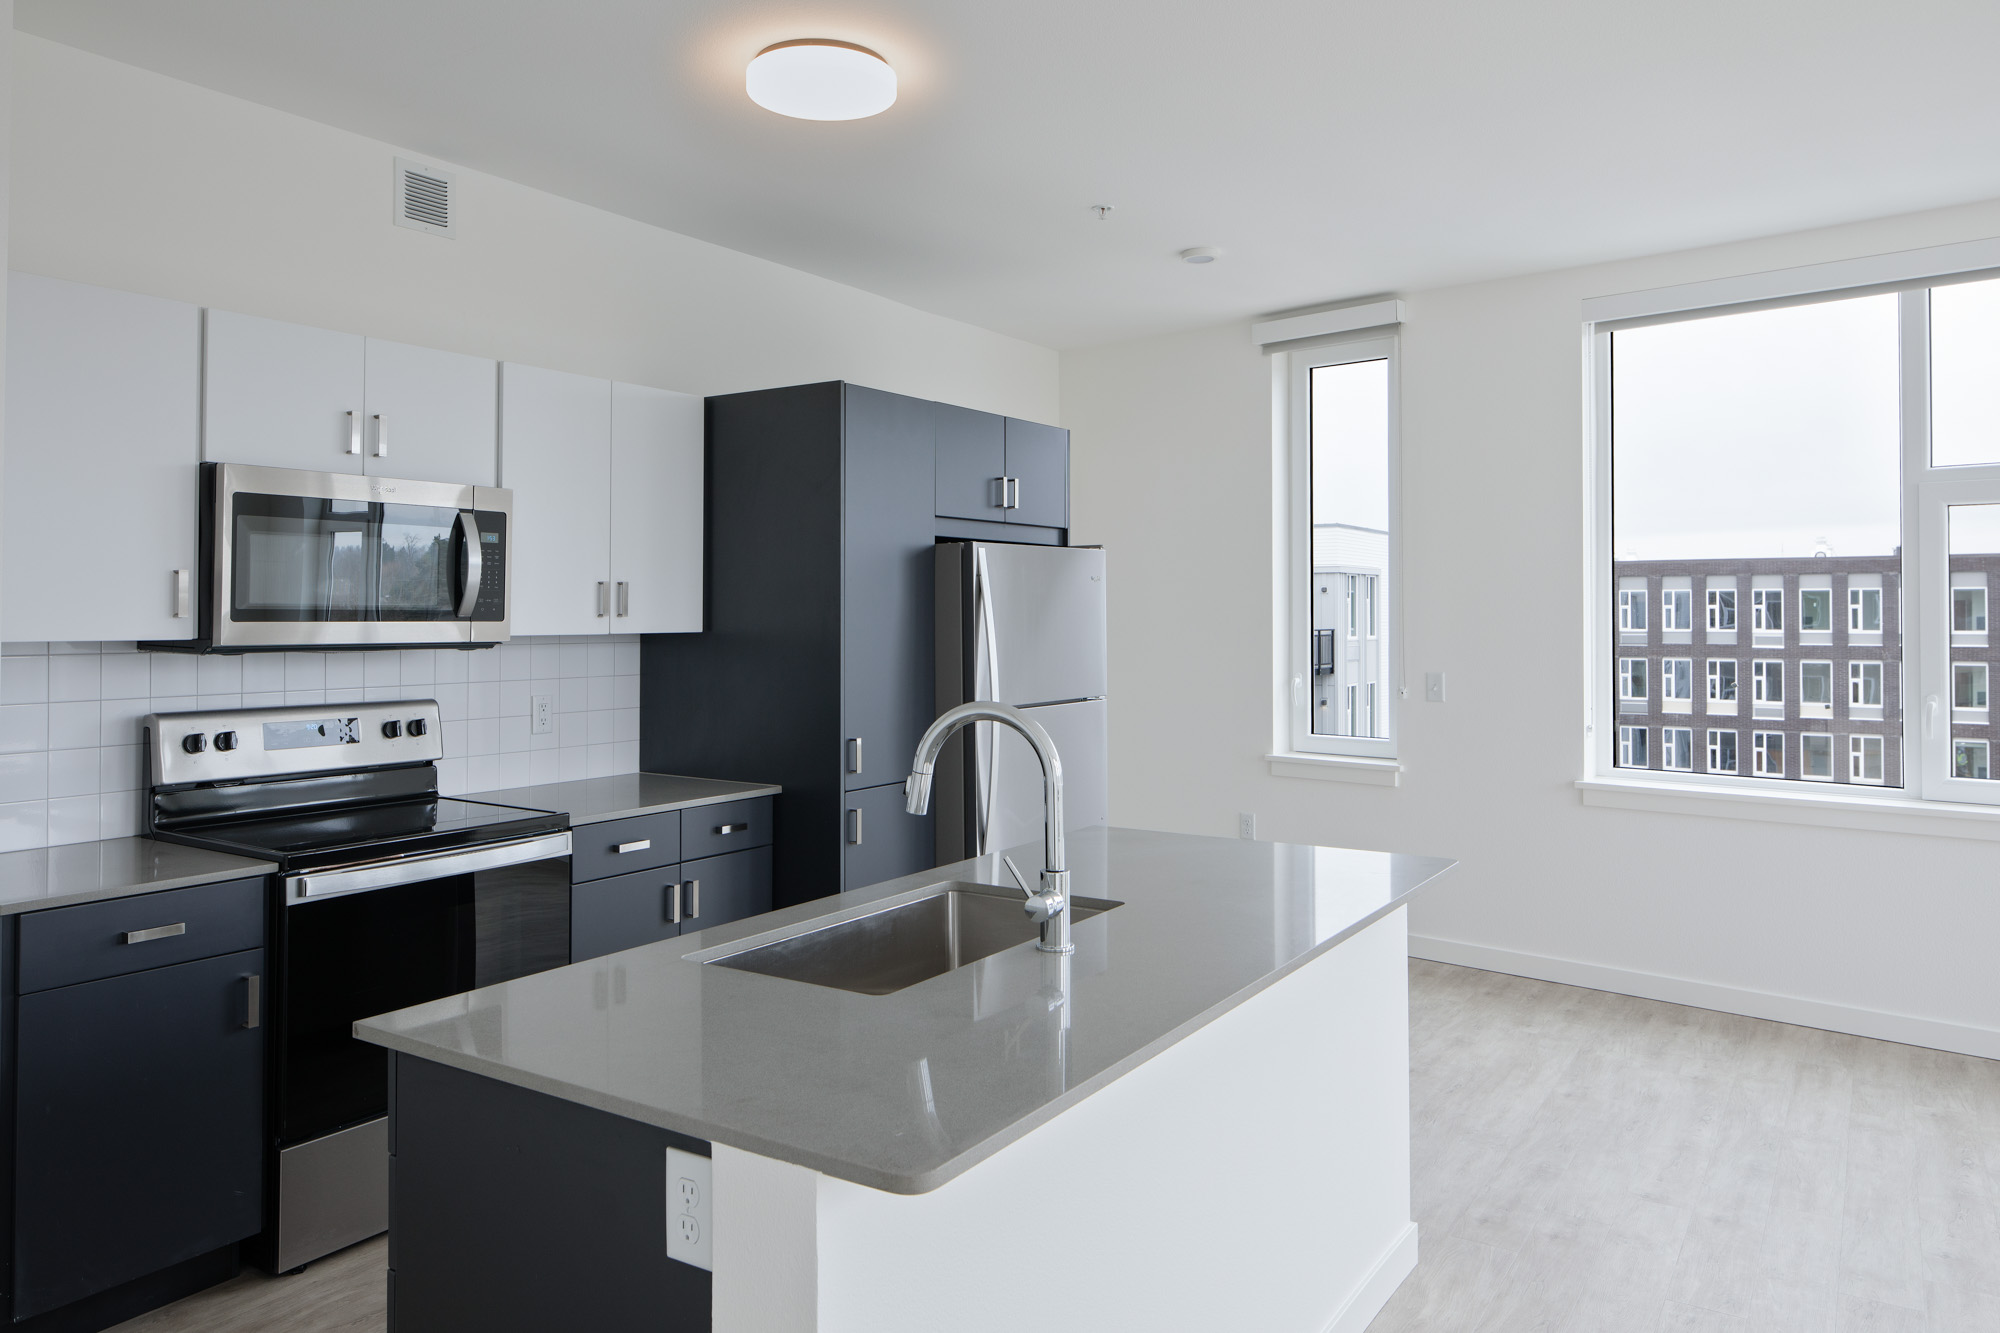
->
666 1147 712 1271
531 693 555 735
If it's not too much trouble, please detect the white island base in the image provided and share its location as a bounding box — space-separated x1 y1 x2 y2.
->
713 908 1418 1333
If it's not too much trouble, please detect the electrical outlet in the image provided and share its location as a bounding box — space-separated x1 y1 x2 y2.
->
531 693 554 735
666 1147 712 1271
1425 672 1446 703
1237 812 1256 840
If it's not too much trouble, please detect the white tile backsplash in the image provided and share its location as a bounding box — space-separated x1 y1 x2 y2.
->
0 637 644 851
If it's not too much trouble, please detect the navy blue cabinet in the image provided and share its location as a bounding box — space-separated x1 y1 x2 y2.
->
569 803 775 963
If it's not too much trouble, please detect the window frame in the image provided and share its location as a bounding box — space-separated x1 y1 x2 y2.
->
1619 589 1648 632
1707 588 1736 631
1707 728 1738 773
1283 334 1400 762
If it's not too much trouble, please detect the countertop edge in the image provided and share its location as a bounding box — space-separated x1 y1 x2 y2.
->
561 784 782 825
0 855 281 916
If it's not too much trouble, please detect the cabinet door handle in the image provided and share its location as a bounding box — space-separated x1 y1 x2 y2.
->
616 582 630 617
372 413 389 457
668 880 683 925
686 879 700 919
597 581 610 617
848 808 863 845
1002 476 1020 510
847 737 862 774
346 410 362 455
173 569 192 619
123 922 186 945
715 822 749 836
616 839 652 854
244 974 262 1030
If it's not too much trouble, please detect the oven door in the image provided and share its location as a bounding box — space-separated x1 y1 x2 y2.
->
210 463 511 649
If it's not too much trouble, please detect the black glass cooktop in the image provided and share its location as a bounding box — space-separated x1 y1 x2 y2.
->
162 797 566 873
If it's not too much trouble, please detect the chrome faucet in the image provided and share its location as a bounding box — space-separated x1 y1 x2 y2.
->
905 701 1073 954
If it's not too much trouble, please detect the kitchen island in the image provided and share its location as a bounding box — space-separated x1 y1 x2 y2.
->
357 826 1453 1333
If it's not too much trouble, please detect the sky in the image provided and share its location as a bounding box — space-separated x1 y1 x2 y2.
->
1311 358 1389 532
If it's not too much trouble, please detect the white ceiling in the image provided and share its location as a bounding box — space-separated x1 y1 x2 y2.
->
17 1 2000 349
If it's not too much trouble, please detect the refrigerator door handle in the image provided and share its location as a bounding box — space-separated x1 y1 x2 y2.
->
973 546 1003 854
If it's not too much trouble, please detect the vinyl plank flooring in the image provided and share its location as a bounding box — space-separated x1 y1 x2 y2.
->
104 1235 385 1333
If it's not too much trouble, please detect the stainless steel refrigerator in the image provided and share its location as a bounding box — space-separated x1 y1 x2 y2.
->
933 541 1108 863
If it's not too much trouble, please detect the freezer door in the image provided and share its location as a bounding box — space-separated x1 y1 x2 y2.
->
973 699 1108 860
973 543 1107 707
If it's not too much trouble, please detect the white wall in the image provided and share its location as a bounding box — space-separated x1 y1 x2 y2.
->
1064 195 2000 1057
7 34 1057 421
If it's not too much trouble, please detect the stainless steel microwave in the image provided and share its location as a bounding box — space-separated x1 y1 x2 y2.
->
156 463 512 652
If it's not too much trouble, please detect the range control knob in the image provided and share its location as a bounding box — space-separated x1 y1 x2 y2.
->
406 718 429 737
213 731 238 751
382 720 403 739
182 733 207 754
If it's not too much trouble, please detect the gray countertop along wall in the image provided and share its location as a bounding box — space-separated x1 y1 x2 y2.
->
357 826 1454 1194
0 838 276 915
464 773 781 825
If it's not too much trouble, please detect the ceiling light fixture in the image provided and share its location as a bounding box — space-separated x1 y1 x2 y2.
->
746 39 897 121
1179 247 1222 264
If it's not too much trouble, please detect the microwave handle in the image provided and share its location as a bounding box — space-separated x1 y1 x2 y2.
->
455 512 483 619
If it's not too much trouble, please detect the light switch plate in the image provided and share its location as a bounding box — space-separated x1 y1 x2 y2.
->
666 1147 712 1271
1425 672 1446 703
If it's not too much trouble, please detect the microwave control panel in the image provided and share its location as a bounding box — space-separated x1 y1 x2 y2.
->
470 511 507 621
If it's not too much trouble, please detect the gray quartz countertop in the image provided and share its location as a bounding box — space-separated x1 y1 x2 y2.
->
0 838 277 916
462 773 780 825
358 827 1452 1194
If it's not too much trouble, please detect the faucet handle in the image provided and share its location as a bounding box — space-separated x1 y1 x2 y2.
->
1023 888 1064 923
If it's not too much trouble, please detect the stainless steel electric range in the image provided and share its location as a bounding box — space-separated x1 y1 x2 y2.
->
144 699 573 1273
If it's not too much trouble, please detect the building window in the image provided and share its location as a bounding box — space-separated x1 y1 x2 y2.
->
1850 735 1886 783
1849 661 1883 706
1752 731 1784 777
1799 589 1833 633
1800 662 1833 708
1953 586 1987 633
1662 589 1692 632
1800 733 1835 780
1953 662 1988 710
1707 729 1737 773
1618 590 1648 632
1707 659 1737 701
1955 739 1991 780
1662 658 1693 701
1849 587 1881 632
1289 334 1395 758
1751 589 1784 633
1661 727 1694 770
1707 589 1735 631
1752 660 1784 705
1618 726 1648 768
1619 658 1649 701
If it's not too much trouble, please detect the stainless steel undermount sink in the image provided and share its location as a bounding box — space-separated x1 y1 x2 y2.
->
699 881 1122 996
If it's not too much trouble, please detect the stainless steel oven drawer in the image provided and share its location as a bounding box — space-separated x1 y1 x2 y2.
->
17 877 266 994
678 797 773 862
569 812 681 884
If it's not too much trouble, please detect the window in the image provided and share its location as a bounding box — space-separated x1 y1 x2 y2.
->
1707 729 1737 773
1953 662 1988 710
1618 589 1648 632
1707 589 1735 631
1799 589 1833 633
1662 658 1693 701
1289 336 1394 759
1752 731 1784 777
1751 589 1784 633
1955 739 1991 780
1618 726 1648 768
1849 661 1883 707
1849 587 1881 632
1850 735 1885 783
1661 727 1693 771
1619 658 1648 701
1752 660 1784 705
1801 733 1835 780
1662 589 1692 631
1707 659 1737 701
1800 662 1833 717
1953 586 1987 633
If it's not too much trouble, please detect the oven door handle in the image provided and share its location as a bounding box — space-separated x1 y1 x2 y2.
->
285 831 572 902
455 511 484 619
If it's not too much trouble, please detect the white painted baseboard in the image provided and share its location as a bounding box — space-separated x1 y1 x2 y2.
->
1409 934 2000 1062
1325 1221 1419 1333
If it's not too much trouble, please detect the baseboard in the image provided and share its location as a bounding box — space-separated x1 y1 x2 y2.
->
1410 934 2000 1061
1323 1221 1419 1333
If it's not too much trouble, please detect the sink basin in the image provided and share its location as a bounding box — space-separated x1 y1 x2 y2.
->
701 881 1121 995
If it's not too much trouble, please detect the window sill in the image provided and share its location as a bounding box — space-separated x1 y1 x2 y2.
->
1576 774 2000 842
1266 753 1401 787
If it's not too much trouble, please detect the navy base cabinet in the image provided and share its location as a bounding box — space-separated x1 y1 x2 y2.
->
569 801 775 963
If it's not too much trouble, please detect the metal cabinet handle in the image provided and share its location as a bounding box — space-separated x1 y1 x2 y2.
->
615 582 630 617
173 569 191 619
597 581 610 617
372 413 388 457
616 839 652 854
668 880 683 925
847 737 863 775
715 823 749 836
123 922 187 945
686 879 701 919
1002 476 1021 510
346 410 362 455
848 808 863 845
244 974 262 1030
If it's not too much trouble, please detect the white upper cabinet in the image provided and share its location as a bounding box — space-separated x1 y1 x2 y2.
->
610 382 703 634
500 363 612 636
360 337 498 485
205 310 497 484
5 274 203 642
203 309 367 474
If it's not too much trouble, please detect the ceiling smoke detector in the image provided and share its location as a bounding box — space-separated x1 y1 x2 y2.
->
746 39 897 121
1179 246 1221 264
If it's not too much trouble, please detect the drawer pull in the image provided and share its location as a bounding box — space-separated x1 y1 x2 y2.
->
668 881 684 925
244 974 262 1030
715 823 749 836
615 839 652 854
123 922 187 945
686 879 701 919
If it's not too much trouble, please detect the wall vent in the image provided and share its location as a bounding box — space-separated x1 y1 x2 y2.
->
394 158 454 237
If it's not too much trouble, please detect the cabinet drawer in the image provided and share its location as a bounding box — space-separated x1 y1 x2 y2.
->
570 811 681 884
16 877 266 995
679 846 773 935
679 797 773 861
570 866 683 964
